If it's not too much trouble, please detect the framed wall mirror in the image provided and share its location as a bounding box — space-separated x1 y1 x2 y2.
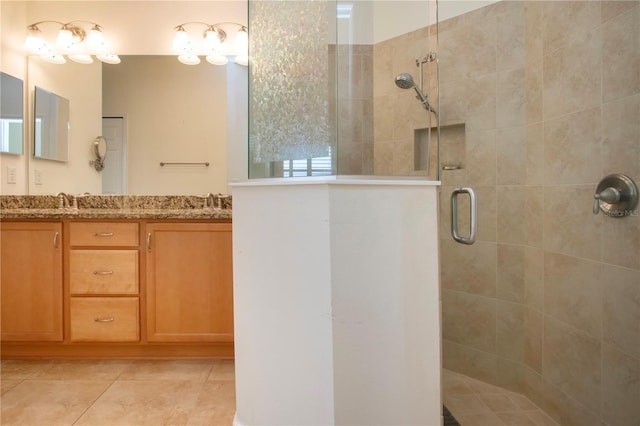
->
0 72 25 155
34 86 70 162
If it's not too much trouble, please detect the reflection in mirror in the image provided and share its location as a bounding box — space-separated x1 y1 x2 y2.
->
0 72 24 155
34 86 70 162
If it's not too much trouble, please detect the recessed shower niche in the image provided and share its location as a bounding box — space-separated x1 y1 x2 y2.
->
435 123 465 175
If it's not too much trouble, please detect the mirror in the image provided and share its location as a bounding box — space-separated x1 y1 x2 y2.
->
0 72 24 155
34 86 70 162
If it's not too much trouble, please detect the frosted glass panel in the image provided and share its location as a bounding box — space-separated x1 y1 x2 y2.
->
249 0 334 175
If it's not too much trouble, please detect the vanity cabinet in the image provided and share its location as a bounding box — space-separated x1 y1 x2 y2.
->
0 222 63 342
68 222 140 342
145 223 233 343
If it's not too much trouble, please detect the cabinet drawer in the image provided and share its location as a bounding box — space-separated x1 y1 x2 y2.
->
70 297 139 342
70 250 138 295
70 222 139 247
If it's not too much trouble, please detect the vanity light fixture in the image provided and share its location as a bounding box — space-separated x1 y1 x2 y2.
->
172 22 248 66
24 21 120 65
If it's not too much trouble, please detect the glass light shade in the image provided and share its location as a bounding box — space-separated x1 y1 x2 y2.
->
235 27 248 55
96 53 121 64
173 27 191 53
206 54 228 65
234 55 249 66
24 27 46 54
68 54 94 64
86 26 107 53
56 28 74 52
40 51 66 64
178 54 201 65
202 30 222 52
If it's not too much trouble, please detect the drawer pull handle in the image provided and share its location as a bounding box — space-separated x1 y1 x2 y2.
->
53 231 60 249
94 317 115 323
95 232 114 237
93 270 114 275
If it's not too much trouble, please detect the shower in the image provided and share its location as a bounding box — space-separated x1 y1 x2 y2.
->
394 72 437 116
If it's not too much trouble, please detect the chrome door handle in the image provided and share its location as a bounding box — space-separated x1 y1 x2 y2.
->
451 187 477 245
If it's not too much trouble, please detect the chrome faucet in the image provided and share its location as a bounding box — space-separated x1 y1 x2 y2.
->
204 192 217 209
55 192 70 208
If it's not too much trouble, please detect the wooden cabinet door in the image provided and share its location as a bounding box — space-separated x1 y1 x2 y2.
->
146 223 233 342
1 222 63 341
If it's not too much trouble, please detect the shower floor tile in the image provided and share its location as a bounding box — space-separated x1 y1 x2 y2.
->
443 369 560 426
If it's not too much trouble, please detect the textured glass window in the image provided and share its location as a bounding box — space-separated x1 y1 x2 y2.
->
249 0 335 177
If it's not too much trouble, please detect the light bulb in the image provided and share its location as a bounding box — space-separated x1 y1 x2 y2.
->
178 54 200 65
68 54 94 64
56 28 74 52
24 26 46 54
235 27 248 55
202 29 222 52
173 26 192 53
206 54 228 65
97 53 121 64
86 25 107 53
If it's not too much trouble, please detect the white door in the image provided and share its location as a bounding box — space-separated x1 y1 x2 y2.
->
102 117 126 194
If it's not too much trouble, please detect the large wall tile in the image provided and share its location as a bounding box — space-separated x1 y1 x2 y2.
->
543 317 602 414
524 247 544 311
440 239 497 296
542 1 601 54
543 185 603 261
543 28 602 120
496 300 525 362
439 76 497 132
497 2 526 72
524 307 542 373
497 68 527 129
497 244 525 303
602 213 640 270
602 5 639 102
497 186 527 244
442 339 498 386
602 94 640 180
601 0 638 23
544 106 602 186
601 343 640 426
525 186 543 248
526 124 544 185
497 126 527 185
496 357 525 395
544 252 602 339
602 264 640 358
442 290 497 353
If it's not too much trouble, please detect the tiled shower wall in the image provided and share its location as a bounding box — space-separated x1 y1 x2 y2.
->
436 1 639 425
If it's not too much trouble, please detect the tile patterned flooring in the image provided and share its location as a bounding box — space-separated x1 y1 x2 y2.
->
1 359 558 426
443 369 559 426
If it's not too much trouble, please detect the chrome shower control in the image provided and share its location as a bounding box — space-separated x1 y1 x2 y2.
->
593 174 638 218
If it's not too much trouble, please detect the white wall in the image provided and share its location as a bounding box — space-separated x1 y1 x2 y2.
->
1 1 28 194
103 56 228 195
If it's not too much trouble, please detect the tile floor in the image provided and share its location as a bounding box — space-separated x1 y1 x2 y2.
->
1 359 559 426
1 359 236 426
442 369 560 426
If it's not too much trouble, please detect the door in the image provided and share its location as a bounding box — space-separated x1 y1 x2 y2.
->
102 117 126 194
0 222 63 341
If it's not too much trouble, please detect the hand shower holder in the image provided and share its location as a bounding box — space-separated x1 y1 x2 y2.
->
593 174 638 218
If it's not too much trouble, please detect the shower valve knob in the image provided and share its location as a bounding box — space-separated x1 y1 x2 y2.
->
592 174 638 217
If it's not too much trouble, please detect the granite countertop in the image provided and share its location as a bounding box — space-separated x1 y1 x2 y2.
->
0 195 232 220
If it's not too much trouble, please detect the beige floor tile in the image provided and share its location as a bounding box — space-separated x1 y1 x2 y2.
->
208 359 236 381
30 359 131 380
0 380 21 396
478 393 522 413
443 377 476 397
466 377 507 395
0 379 112 426
0 359 52 379
119 359 213 382
187 380 236 425
454 410 507 426
525 410 560 426
74 380 204 426
444 393 492 414
496 411 538 426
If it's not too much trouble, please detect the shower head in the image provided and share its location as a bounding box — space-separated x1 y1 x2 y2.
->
394 73 416 90
394 72 437 116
